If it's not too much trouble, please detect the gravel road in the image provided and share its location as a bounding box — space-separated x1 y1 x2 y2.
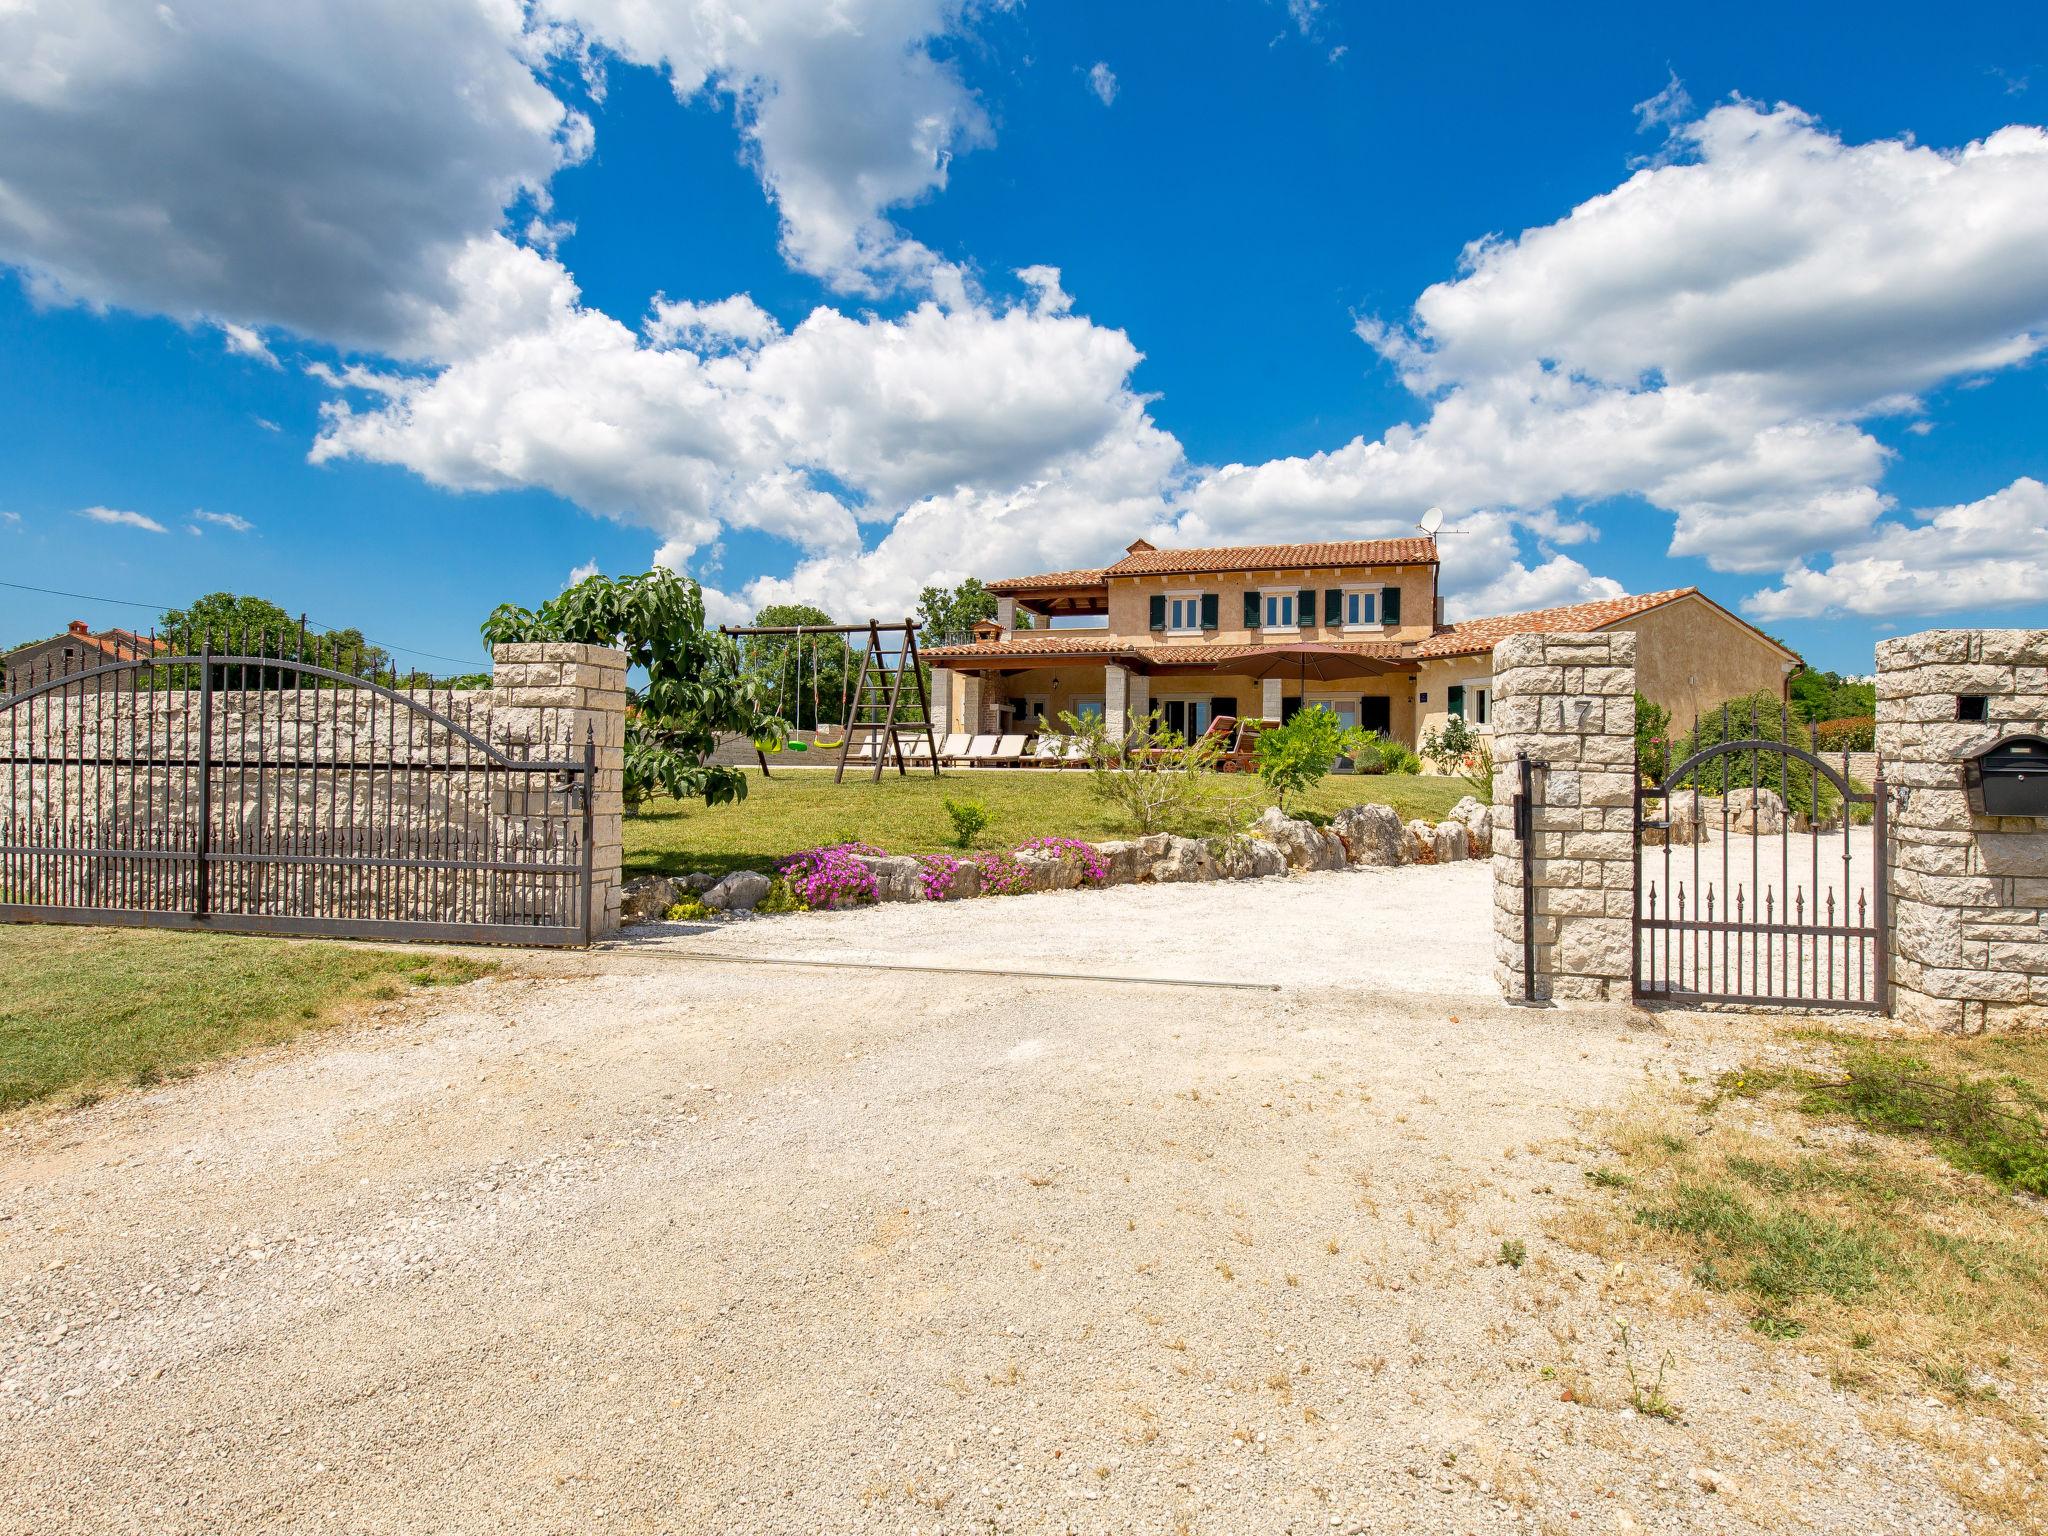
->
2 865 1973 1533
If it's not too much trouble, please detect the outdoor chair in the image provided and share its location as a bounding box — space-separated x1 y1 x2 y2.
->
962 733 999 765
933 732 971 764
1061 738 1090 768
989 733 1027 765
1032 736 1064 767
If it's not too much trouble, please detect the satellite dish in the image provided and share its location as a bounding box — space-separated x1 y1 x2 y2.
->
1419 506 1444 537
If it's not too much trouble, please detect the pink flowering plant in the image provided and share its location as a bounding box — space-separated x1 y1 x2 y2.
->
918 853 965 900
1016 835 1109 884
778 841 884 908
969 850 1025 895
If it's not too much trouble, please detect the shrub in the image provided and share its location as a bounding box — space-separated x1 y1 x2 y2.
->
776 842 883 908
1251 706 1369 812
1815 716 1876 753
753 877 809 914
1055 707 1231 835
1419 714 1482 777
942 796 992 848
663 896 717 921
1460 740 1495 806
1380 742 1422 775
1636 692 1672 779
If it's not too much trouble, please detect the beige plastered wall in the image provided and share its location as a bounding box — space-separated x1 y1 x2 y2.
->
1620 593 1795 733
1100 564 1439 648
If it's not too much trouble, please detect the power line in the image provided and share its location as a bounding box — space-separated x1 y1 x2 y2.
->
0 578 481 670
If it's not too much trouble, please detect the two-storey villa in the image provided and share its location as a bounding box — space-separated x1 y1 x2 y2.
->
922 537 1798 759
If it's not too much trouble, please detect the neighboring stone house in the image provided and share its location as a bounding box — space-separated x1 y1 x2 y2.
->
922 537 1799 762
2 620 164 695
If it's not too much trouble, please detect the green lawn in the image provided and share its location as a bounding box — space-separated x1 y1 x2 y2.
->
626 767 1471 877
0 927 492 1112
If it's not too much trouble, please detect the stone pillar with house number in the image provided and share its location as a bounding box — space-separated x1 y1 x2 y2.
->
1489 631 1638 1004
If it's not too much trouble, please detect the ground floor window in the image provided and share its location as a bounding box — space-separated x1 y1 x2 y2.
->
1464 680 1491 726
1071 697 1104 723
1159 697 1211 739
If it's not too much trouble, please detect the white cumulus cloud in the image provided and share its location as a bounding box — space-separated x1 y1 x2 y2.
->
1088 62 1117 106
1745 478 2048 620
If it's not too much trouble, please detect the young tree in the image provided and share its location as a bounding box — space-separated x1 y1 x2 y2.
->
158 591 393 686
1252 705 1370 812
914 578 1034 646
482 569 775 812
1054 707 1233 834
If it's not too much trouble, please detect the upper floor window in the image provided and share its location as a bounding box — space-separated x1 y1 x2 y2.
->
1167 595 1202 632
1262 591 1297 629
1344 589 1380 628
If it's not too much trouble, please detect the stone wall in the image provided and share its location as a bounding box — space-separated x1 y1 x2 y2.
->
1877 629 2048 1031
1489 632 1638 1003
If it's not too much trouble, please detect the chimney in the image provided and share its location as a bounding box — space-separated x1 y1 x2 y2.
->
1124 537 1157 554
67 620 90 637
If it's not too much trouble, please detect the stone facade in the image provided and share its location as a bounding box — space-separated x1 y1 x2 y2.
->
1489 632 1638 1003
1877 629 2048 1031
489 643 628 937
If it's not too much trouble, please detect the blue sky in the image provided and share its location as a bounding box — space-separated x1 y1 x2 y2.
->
2 1 2045 677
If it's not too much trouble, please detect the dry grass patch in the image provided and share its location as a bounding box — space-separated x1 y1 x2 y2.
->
1555 1026 2048 1528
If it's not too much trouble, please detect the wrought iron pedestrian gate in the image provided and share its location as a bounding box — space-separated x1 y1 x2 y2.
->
1634 701 1888 1012
1 636 594 945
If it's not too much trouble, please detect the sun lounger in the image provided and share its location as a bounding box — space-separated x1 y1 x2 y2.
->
986 733 1027 765
935 732 972 765
1061 739 1090 768
1033 736 1063 766
962 733 999 766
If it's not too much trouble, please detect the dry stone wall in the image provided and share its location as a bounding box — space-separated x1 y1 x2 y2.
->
1877 629 2048 1031
1489 632 1638 1004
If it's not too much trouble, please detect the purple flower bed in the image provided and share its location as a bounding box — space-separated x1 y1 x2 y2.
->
1016 835 1110 884
969 850 1025 895
778 841 885 908
918 853 965 900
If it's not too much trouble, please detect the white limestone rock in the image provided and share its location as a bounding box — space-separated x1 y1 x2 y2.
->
1332 802 1407 866
702 870 772 912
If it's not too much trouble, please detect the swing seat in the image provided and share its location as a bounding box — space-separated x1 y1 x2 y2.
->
811 734 845 749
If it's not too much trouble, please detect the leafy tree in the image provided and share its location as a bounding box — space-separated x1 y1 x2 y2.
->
158 591 392 687
1253 705 1370 812
915 578 1034 646
481 569 775 813
1788 667 1876 725
744 603 853 730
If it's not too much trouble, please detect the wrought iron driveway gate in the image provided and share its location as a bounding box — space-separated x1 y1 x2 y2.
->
1 639 593 945
1634 703 1888 1012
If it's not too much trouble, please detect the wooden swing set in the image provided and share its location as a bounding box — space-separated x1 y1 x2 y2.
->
720 619 942 782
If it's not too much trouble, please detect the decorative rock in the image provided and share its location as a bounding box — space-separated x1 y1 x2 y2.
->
702 870 771 912
619 875 679 924
1725 786 1787 835
1213 836 1289 880
1332 803 1407 866
1430 822 1469 863
855 854 926 902
1014 849 1084 891
682 871 721 893
1253 806 1347 871
1403 819 1436 864
1148 835 1218 883
1448 796 1494 857
1093 840 1147 884
1640 794 1707 847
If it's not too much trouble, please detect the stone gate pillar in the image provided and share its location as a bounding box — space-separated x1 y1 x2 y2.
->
1489 631 1638 1004
490 643 627 938
1877 629 2048 1030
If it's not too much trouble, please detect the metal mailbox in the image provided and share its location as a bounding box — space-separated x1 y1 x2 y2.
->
1964 734 2048 817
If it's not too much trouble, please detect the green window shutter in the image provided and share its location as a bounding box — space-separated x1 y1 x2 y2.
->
1297 589 1315 625
1243 591 1261 628
1149 594 1166 632
1324 588 1342 624
1200 592 1219 630
1447 684 1465 719
1382 586 1402 625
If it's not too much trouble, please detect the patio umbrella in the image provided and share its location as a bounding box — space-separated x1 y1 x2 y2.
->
1224 643 1406 684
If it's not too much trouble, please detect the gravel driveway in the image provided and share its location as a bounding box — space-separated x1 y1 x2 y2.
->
1 866 1968 1533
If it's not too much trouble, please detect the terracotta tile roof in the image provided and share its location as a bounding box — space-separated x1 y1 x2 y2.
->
924 636 1410 665
983 568 1109 594
1411 588 1701 658
1104 538 1438 578
922 634 1144 662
